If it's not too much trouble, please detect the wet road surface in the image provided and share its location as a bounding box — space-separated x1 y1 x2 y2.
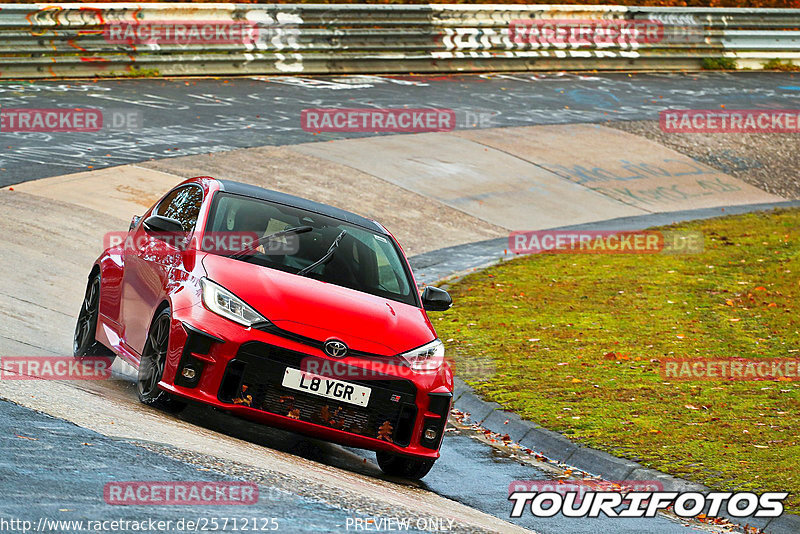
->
1 71 799 185
0 364 713 534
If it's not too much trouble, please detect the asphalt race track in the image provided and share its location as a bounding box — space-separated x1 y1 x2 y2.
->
1 71 799 185
2 72 797 534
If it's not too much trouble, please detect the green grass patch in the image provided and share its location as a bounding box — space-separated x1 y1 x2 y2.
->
437 209 800 510
702 57 738 70
762 58 800 72
106 67 161 78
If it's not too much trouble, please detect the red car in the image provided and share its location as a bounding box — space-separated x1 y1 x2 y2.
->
73 177 454 479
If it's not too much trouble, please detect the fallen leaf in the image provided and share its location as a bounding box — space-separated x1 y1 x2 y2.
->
377 420 394 442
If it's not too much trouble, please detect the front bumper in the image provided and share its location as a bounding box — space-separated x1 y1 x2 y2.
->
161 304 453 459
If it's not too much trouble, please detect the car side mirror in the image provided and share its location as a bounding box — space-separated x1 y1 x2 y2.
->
421 286 452 312
143 214 184 236
129 215 141 231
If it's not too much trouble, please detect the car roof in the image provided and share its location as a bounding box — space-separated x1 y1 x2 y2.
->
216 179 386 234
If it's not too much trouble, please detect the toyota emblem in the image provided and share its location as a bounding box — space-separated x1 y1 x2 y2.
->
324 340 348 358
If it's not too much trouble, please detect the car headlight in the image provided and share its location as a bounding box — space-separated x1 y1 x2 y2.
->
200 277 269 327
401 339 445 371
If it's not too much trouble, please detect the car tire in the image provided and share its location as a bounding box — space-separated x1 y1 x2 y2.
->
73 273 115 359
375 451 436 480
136 307 187 414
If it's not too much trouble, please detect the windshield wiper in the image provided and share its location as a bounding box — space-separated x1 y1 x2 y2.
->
228 225 312 260
297 230 347 277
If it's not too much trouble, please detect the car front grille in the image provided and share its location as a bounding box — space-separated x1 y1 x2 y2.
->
219 341 418 447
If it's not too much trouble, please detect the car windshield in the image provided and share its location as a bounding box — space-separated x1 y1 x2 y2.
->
204 192 417 306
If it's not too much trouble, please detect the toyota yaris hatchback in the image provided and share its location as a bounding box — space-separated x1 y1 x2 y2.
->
73 177 454 479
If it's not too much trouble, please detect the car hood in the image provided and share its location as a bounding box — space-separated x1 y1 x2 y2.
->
201 254 435 355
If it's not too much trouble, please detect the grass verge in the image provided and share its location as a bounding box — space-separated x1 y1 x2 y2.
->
437 209 800 510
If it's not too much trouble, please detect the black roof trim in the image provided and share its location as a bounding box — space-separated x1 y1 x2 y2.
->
216 179 385 234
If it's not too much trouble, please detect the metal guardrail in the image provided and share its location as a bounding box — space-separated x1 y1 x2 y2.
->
0 3 799 78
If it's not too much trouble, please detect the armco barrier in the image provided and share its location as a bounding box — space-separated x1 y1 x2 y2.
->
0 3 799 78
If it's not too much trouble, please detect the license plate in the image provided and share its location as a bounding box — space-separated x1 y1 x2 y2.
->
281 367 371 407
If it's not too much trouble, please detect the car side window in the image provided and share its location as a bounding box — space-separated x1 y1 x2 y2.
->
345 227 410 296
156 185 203 232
